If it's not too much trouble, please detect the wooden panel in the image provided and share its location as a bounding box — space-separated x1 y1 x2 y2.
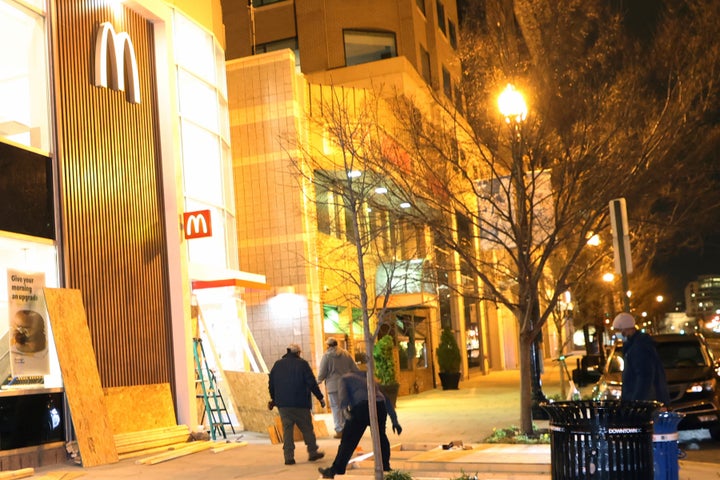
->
103 384 176 434
224 371 276 432
43 288 118 467
54 0 173 389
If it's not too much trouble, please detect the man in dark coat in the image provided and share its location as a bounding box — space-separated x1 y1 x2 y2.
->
612 312 671 405
268 343 326 465
318 370 402 479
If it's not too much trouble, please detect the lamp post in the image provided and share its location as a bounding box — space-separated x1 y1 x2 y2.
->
498 84 548 418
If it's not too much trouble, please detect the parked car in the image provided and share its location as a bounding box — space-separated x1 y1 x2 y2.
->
593 333 720 440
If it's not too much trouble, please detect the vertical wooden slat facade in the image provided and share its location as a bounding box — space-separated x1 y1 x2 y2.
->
53 1 174 388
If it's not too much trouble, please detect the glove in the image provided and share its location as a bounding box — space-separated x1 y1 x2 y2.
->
267 400 275 410
392 423 402 435
320 398 326 409
342 407 353 421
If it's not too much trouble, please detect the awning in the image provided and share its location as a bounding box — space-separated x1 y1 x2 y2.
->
189 263 270 291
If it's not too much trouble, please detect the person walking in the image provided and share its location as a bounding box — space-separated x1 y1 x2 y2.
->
318 370 402 479
317 337 360 438
611 312 670 405
268 343 326 465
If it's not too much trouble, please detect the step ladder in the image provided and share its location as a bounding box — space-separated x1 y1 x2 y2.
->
193 337 235 440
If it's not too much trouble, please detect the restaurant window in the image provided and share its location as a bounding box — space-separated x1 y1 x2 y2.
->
0 0 51 151
173 10 238 270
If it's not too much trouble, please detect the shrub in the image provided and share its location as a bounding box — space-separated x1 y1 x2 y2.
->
373 334 398 386
384 469 413 480
436 327 461 373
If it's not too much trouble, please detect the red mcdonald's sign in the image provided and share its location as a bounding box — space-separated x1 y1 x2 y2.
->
183 210 212 239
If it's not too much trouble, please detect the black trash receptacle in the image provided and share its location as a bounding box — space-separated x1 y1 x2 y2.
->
541 400 661 480
653 411 683 480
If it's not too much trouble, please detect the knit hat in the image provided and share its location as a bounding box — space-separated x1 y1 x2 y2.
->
612 312 636 330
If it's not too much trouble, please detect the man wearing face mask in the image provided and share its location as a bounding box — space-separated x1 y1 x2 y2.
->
612 312 670 405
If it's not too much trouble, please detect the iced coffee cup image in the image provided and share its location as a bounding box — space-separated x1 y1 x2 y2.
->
11 309 47 354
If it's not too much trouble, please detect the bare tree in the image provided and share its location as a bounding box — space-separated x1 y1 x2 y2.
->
360 0 720 435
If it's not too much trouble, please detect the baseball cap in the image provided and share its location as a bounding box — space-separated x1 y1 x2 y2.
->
612 312 636 330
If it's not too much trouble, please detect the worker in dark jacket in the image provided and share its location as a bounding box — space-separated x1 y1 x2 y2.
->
318 370 401 479
612 312 671 405
268 343 326 465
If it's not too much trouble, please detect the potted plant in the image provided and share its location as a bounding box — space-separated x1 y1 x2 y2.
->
437 327 462 390
373 334 400 407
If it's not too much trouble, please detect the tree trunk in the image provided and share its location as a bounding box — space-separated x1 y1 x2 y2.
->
519 331 534 435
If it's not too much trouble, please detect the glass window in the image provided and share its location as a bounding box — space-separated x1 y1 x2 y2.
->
256 37 300 71
344 30 397 67
252 0 286 6
177 70 220 132
173 11 215 84
448 20 457 49
442 66 452 99
0 234 61 388
436 1 446 35
173 10 236 270
0 0 50 151
420 45 431 84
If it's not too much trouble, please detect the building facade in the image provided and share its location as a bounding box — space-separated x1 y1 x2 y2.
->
221 0 519 394
1 0 262 467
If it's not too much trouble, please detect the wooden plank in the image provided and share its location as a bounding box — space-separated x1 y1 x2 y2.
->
137 441 214 465
0 468 34 480
313 419 329 438
104 384 176 434
42 288 118 467
267 425 280 444
115 433 192 455
117 442 190 461
210 441 248 453
114 425 190 446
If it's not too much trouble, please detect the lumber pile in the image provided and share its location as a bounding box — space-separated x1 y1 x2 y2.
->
114 425 192 459
0 468 34 480
135 441 215 465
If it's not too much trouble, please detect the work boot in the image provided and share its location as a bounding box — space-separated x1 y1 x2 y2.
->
318 466 335 479
334 430 343 439
284 459 295 465
308 450 325 462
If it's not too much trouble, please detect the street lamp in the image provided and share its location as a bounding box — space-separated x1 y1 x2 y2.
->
498 84 547 418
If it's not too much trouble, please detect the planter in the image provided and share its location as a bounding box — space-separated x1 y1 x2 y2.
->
438 372 461 390
379 383 400 408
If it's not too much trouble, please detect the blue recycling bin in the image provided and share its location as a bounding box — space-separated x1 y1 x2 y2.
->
653 411 684 480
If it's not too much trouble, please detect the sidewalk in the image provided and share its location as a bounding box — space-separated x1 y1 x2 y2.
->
26 365 717 479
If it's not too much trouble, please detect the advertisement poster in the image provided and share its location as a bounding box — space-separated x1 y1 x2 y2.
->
7 269 49 377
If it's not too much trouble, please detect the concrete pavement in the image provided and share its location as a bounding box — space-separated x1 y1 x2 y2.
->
27 364 719 479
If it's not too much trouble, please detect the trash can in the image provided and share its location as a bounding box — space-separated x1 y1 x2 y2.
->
542 400 661 479
653 411 683 480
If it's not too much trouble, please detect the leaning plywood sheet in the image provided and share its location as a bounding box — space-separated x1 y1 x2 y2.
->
103 383 176 434
43 288 119 467
224 370 276 432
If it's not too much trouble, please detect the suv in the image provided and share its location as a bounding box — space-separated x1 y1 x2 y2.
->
593 333 720 440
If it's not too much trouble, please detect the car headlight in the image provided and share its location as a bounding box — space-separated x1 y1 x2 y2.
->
686 378 716 393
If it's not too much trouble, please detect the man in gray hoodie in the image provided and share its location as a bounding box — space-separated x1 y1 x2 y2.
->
317 337 360 438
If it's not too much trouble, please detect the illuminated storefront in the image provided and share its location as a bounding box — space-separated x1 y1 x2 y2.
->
0 0 255 468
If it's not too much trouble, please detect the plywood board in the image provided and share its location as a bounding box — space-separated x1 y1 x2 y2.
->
224 370 276 432
43 288 119 467
103 383 176 434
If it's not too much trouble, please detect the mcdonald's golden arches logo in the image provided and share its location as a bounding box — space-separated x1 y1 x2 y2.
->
93 22 141 104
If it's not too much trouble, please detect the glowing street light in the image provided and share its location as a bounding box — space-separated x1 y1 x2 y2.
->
498 84 527 124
